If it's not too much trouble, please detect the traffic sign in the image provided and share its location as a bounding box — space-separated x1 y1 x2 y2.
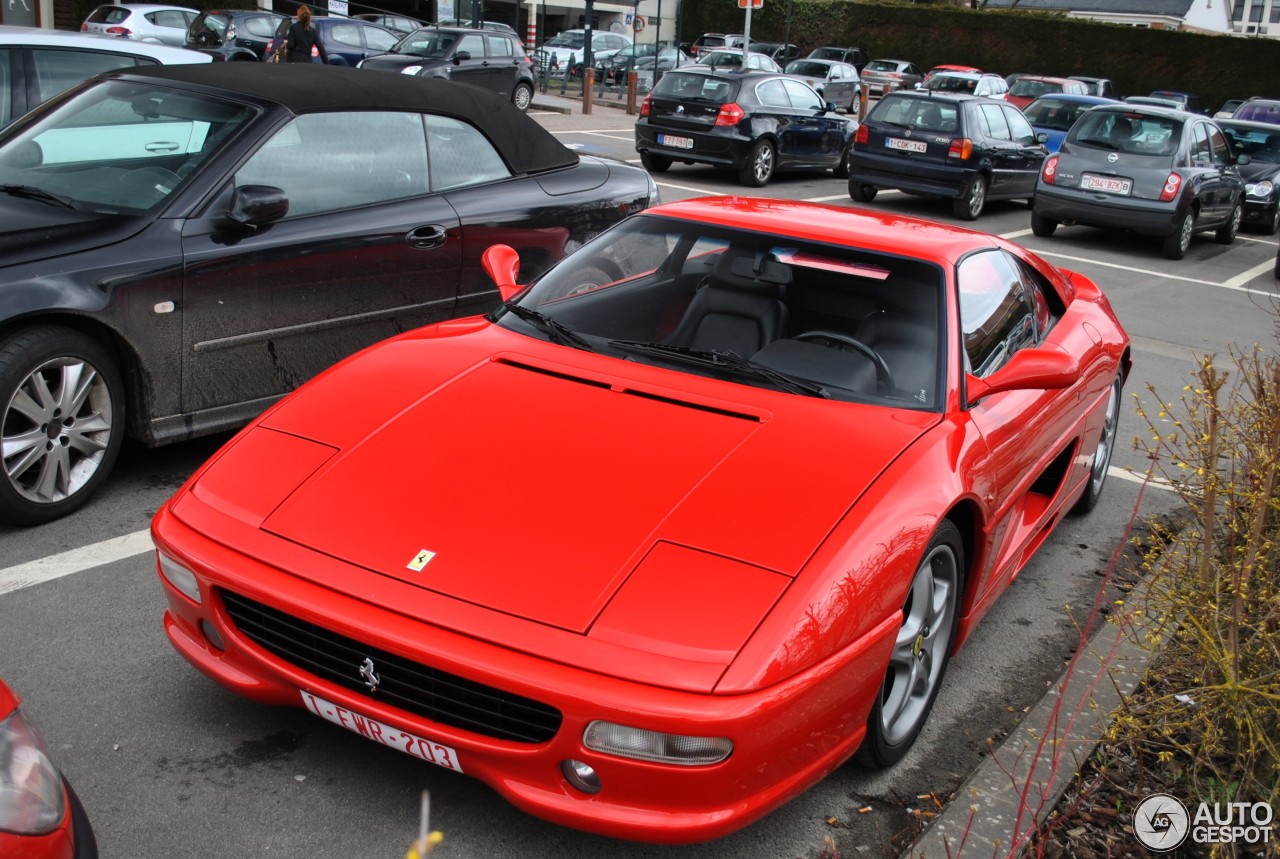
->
738 0 763 8
633 15 645 31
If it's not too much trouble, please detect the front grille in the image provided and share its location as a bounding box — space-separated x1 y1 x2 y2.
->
220 590 562 743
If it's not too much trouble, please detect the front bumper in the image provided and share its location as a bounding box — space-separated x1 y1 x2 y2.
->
1033 184 1184 236
152 499 895 843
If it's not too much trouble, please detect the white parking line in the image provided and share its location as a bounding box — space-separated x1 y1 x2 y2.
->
1110 466 1177 493
0 529 152 597
656 179 723 196
1032 250 1222 287
1224 258 1279 289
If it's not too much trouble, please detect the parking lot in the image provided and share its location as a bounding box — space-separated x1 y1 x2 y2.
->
1 103 1276 858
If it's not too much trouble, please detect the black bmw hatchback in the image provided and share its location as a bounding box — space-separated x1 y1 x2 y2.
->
0 63 656 524
847 90 1046 220
634 67 855 187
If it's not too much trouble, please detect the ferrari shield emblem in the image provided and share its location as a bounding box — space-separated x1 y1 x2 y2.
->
407 549 436 571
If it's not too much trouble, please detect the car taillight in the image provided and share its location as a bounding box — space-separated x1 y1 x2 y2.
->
886 72 901 79
947 138 973 160
226 24 236 39
715 102 745 126
1042 155 1059 184
855 124 869 145
1159 172 1182 201
106 25 131 36
640 95 651 117
80 22 88 30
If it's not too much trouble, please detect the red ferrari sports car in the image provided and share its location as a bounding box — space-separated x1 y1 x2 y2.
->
152 198 1130 843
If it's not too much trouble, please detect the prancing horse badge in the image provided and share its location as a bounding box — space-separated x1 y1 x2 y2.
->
407 549 436 571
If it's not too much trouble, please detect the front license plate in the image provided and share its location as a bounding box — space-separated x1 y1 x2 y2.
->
301 691 463 772
1080 173 1132 195
886 136 927 153
658 133 694 150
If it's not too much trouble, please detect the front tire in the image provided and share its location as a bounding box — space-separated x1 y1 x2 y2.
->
1163 210 1195 260
1215 202 1241 245
855 520 964 769
953 174 987 220
1030 211 1058 237
1072 373 1122 515
0 326 125 525
739 139 775 187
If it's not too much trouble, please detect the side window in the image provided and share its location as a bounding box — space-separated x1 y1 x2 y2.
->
754 78 789 108
1004 107 1035 144
487 35 513 58
980 104 1011 140
148 10 189 28
329 24 365 48
457 33 485 57
246 16 278 37
235 111 429 218
364 27 399 53
0 48 10 126
426 115 510 191
957 251 1038 378
781 79 822 110
30 49 139 106
1191 122 1212 163
1207 125 1231 166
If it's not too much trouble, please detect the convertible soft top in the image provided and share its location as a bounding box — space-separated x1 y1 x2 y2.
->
112 63 578 175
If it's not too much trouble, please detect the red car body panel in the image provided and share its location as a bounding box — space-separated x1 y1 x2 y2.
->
152 198 1130 842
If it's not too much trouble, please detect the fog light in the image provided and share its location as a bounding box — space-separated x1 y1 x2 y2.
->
200 619 225 652
583 721 732 766
560 759 601 794
156 550 200 604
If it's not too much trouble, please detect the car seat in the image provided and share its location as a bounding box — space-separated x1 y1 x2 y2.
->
664 247 790 355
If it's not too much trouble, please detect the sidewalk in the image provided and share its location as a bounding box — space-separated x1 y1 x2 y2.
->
530 80 641 117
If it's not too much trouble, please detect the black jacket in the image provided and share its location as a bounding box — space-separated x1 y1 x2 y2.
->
285 20 328 63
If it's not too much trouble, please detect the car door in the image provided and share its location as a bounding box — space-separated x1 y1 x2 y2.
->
974 102 1020 196
482 33 520 97
179 110 463 414
779 78 845 167
146 9 196 46
448 32 493 90
1188 120 1226 222
1002 104 1047 195
1207 121 1242 221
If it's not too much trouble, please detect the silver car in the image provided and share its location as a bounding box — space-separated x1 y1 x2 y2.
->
81 3 198 46
860 58 923 98
784 58 862 116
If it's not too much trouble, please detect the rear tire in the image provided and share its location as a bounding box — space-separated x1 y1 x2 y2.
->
1215 203 1241 245
952 174 987 220
739 139 775 187
1163 210 1195 260
833 146 851 180
511 82 533 112
849 182 877 203
1030 211 1058 237
639 151 671 172
1072 373 1122 515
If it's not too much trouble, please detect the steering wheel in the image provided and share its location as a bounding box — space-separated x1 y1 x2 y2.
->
795 330 894 391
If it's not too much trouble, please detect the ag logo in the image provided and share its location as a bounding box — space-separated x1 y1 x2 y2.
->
1134 793 1190 851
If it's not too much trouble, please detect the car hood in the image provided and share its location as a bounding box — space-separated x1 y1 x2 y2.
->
359 52 444 70
0 196 139 266
1240 160 1280 183
239 331 937 637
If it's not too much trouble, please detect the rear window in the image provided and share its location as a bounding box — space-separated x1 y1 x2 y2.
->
1069 111 1182 156
786 61 830 77
865 61 899 73
1023 97 1095 131
191 12 231 38
86 6 129 23
652 72 737 104
870 95 961 134
1234 101 1280 123
927 75 978 95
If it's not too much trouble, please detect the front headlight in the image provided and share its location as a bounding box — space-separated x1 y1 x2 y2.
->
583 721 732 765
1245 179 1274 198
400 65 423 75
0 707 66 835
157 549 201 604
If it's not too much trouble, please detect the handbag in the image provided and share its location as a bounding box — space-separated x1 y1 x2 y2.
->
273 41 287 63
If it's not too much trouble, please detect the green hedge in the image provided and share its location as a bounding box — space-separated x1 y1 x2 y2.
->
681 0 1280 112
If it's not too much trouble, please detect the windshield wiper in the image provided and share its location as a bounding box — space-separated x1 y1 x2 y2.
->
608 340 830 398
0 184 77 209
1078 137 1118 150
499 303 593 351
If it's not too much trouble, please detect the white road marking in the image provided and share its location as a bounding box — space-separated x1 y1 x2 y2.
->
656 179 723 196
1223 258 1279 290
1031 250 1221 287
1110 466 1177 493
0 528 152 596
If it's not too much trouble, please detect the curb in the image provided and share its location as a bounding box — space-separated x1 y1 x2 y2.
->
899 533 1181 858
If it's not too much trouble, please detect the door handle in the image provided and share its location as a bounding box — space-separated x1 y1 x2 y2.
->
146 142 180 152
406 225 448 249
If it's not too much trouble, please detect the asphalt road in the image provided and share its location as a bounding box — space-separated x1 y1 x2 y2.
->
1 104 1276 859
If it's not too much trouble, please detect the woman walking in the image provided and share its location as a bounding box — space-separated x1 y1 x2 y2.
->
285 5 328 63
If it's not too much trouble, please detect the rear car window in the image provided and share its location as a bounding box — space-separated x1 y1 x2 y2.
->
86 6 129 23
1069 111 1182 157
871 95 960 134
652 72 737 104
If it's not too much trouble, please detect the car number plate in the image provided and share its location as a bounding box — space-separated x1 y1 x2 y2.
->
1080 173 1132 195
301 691 463 772
886 137 927 153
658 133 694 150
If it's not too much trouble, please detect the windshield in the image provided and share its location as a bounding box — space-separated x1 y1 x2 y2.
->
1220 124 1280 163
1069 110 1182 156
391 29 457 57
544 31 585 49
927 74 979 94
0 79 257 215
492 214 944 408
786 61 831 77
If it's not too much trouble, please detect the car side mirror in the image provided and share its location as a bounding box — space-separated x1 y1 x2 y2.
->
482 243 523 301
453 51 471 64
1236 153 1251 166
226 185 288 229
965 347 1079 404
1036 131 1048 144
825 100 837 113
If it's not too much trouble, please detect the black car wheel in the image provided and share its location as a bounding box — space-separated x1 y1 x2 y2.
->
511 82 533 112
833 146 851 180
1030 211 1058 237
640 151 671 173
1264 205 1280 236
1163 210 1195 260
1215 203 1241 245
739 140 775 187
0 326 125 525
952 174 987 221
1072 373 1121 515
855 519 964 769
849 182 877 203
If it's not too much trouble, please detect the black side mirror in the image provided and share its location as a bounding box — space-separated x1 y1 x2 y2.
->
226 185 288 229
453 51 471 64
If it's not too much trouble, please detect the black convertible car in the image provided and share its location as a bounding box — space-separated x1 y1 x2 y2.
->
0 63 656 524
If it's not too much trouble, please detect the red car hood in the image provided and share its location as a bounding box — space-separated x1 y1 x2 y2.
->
244 334 937 635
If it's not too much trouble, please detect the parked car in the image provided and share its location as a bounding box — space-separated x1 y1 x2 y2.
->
783 57 862 116
1069 75 1117 99
688 31 743 59
749 41 799 66
807 45 868 71
262 16 399 65
688 48 782 73
0 676 98 858
357 26 536 112
1124 94 1181 109
923 63 980 82
636 67 855 187
1149 90 1206 114
1022 93 1120 153
0 27 210 127
151 195 1129 844
860 58 923 98
1031 104 1246 259
539 28 631 76
437 19 517 34
1215 98 1249 119
924 71 1009 100
186 9 289 61
0 62 656 524
354 13 429 35
1004 74 1089 111
1233 97 1280 124
81 2 197 46
596 43 687 87
847 90 1047 220
1218 118 1280 234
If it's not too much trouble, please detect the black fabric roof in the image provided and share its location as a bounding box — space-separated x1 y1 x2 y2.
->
118 63 577 175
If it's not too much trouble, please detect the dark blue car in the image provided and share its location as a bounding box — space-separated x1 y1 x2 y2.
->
1022 93 1119 153
263 16 398 65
